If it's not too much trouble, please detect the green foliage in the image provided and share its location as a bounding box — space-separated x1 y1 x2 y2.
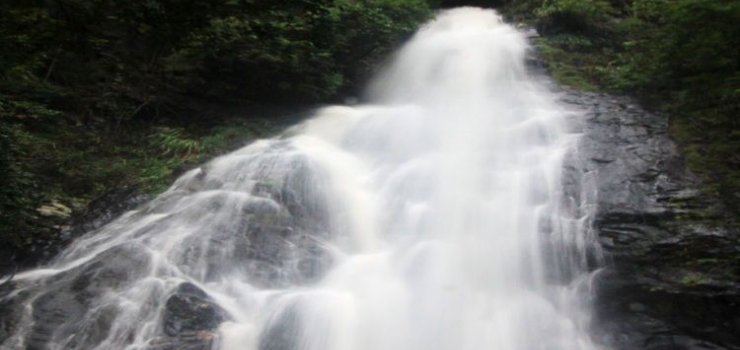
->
534 37 599 90
0 123 34 238
0 4 57 85
609 1 740 99
0 96 68 248
502 0 620 90
166 0 430 101
0 103 285 256
679 273 707 287
610 0 740 211
535 0 616 32
1 0 431 114
503 0 740 212
504 0 617 33
151 127 202 160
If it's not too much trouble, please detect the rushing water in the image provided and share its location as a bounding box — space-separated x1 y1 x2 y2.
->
1 7 604 350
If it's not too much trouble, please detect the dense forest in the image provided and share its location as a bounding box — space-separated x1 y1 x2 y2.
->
1 0 739 268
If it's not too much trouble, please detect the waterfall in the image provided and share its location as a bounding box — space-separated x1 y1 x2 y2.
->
0 7 603 350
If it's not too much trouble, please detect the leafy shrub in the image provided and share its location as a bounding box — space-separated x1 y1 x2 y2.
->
167 0 430 102
533 0 617 34
1 0 431 122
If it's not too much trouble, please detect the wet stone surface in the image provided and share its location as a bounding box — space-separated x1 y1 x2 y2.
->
559 88 740 350
163 283 226 337
149 282 227 350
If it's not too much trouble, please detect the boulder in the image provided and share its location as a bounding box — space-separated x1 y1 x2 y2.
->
149 282 228 350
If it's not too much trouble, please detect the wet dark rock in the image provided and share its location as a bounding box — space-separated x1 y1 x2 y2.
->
0 187 149 278
228 154 334 287
163 283 226 336
146 331 218 350
126 148 334 289
0 289 26 344
150 282 227 350
560 89 740 349
71 186 150 237
27 290 87 349
1 242 154 349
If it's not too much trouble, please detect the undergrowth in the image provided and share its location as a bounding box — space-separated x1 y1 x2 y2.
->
0 100 283 264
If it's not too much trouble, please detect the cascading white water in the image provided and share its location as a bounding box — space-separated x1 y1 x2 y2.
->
1 7 604 350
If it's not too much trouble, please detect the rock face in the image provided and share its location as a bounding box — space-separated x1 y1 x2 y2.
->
148 282 227 350
0 187 149 277
559 89 740 349
0 138 340 350
163 283 225 337
0 243 154 349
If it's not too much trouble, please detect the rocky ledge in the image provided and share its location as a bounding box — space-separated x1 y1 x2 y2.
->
560 89 740 350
